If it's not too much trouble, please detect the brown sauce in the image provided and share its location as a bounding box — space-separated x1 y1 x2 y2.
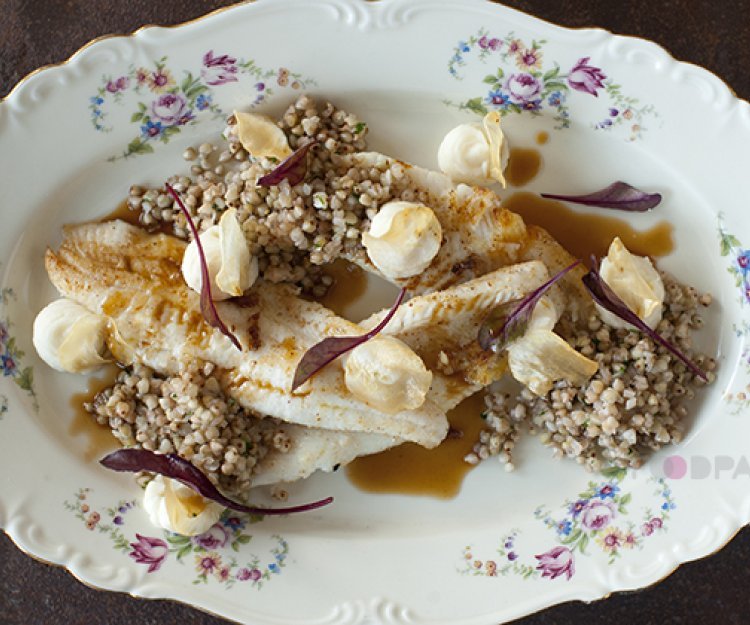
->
319 259 369 319
346 393 487 499
536 131 550 145
506 147 542 187
100 199 174 235
100 199 142 227
69 365 121 462
505 191 674 261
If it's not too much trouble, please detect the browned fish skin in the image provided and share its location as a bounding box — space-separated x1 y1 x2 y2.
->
46 220 448 448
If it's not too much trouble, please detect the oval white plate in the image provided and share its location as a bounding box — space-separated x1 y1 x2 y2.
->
1 1 749 624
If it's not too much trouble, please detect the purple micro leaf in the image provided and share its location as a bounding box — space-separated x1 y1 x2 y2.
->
257 140 317 187
166 183 242 351
478 260 581 353
291 287 407 392
100 449 333 515
541 181 662 212
582 256 707 381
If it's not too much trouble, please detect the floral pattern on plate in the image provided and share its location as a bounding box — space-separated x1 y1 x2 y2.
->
718 215 750 414
458 467 673 580
64 488 288 588
89 51 316 160
445 28 657 139
0 269 38 413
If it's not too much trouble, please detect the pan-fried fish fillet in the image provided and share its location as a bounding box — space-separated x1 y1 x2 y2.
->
342 152 591 318
361 260 552 405
251 426 398 487
253 261 554 485
45 220 448 447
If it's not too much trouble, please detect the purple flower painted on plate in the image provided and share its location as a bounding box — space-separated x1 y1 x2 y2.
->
569 499 587 518
177 111 195 126
129 534 168 573
478 36 501 51
255 82 266 92
535 546 574 581
567 57 607 97
650 517 663 529
201 50 239 86
507 551 518 561
641 521 654 536
151 93 189 125
2 353 16 375
609 107 619 117
192 523 229 550
521 99 543 112
113 515 124 525
580 499 616 531
503 73 542 105
237 567 262 582
106 76 130 93
737 250 750 273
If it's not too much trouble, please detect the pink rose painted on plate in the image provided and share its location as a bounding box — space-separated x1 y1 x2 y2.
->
503 73 542 105
151 93 192 126
579 499 616 531
192 523 230 550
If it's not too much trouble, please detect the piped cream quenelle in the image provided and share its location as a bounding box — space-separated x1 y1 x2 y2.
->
343 336 433 414
437 111 510 187
33 299 113 373
361 201 442 279
143 475 224 536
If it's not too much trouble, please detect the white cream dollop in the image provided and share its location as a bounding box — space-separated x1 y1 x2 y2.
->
437 111 510 187
32 299 111 373
233 110 292 162
182 208 258 300
506 297 598 396
344 336 432 414
597 237 665 330
361 201 442 279
143 475 224 536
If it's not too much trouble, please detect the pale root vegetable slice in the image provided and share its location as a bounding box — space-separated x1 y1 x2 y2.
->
234 110 292 161
216 207 258 297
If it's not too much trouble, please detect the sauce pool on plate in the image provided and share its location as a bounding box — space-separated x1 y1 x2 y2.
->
505 147 542 187
346 392 487 498
505 191 674 261
69 364 121 462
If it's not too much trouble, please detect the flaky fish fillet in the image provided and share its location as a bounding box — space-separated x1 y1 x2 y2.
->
342 152 590 318
45 221 448 448
254 262 555 485
252 426 397 487
361 260 553 406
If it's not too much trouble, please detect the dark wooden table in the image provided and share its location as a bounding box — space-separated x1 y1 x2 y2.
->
2 1 749 624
